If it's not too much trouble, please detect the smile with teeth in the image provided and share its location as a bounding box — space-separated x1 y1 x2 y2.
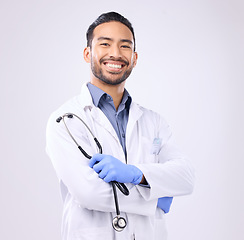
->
103 61 126 72
105 63 123 69
106 63 122 69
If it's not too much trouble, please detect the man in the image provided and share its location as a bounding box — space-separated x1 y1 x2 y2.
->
46 12 195 240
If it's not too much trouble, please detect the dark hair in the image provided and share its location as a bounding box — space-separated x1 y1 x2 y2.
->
86 12 136 51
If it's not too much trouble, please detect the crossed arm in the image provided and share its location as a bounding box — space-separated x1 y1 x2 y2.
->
89 153 173 213
46 111 194 216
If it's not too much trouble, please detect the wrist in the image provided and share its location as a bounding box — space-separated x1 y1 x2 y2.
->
139 175 147 185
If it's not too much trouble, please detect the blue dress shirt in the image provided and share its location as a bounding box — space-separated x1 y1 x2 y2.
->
87 83 131 158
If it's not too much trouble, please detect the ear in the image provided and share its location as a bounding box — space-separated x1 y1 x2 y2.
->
132 51 138 67
83 47 91 63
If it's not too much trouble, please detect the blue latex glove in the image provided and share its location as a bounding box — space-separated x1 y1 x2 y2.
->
157 197 173 213
89 154 143 185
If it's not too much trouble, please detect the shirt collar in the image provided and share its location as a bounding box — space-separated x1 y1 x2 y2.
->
87 82 106 107
87 82 132 109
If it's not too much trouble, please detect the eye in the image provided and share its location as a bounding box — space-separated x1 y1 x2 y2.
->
100 43 110 47
121 45 131 49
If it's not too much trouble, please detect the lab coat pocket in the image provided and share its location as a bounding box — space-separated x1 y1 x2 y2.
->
71 226 112 240
140 136 158 163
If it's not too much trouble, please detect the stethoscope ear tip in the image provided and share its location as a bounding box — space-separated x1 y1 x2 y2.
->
56 114 73 123
56 117 62 123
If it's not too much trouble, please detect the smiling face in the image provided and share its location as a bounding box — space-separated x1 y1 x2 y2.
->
84 21 138 86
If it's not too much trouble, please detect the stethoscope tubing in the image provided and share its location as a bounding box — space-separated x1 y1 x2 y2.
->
56 113 129 231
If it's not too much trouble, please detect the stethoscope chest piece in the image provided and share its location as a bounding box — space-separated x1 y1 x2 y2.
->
112 216 127 232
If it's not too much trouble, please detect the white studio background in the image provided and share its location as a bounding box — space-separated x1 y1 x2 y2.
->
1 0 243 239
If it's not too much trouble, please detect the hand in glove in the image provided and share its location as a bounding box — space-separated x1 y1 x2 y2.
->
157 197 173 213
89 154 143 185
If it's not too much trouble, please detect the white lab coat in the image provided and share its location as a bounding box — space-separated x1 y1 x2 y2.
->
46 83 195 240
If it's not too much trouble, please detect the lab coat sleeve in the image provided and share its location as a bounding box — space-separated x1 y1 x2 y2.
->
134 115 195 201
46 111 156 216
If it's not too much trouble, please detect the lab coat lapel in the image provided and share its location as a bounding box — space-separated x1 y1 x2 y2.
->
126 102 143 140
90 107 119 142
79 83 120 142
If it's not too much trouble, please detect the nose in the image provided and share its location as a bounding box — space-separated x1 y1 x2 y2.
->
108 45 122 59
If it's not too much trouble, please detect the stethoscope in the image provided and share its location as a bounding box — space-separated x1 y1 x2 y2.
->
56 113 129 232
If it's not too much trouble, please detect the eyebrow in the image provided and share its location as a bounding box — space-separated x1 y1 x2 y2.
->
121 39 133 45
97 37 133 45
97 37 112 41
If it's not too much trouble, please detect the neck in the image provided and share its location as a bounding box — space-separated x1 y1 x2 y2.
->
90 79 125 110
